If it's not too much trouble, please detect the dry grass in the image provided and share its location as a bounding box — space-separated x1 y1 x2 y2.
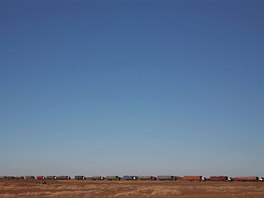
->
1 180 264 198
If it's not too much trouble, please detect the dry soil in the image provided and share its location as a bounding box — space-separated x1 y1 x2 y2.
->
1 180 264 198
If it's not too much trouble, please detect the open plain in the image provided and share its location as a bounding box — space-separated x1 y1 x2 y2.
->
0 180 264 198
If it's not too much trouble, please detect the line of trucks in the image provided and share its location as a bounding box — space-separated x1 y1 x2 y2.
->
0 175 263 182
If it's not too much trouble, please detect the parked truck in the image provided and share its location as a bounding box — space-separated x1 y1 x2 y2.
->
122 176 137 180
105 176 121 180
25 176 35 180
36 176 46 180
75 176 86 180
46 176 57 180
137 176 157 180
15 176 25 180
232 176 259 182
86 176 104 180
156 176 177 181
209 176 231 181
57 176 71 180
183 176 203 181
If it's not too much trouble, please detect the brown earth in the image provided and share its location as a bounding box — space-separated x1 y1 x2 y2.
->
0 180 264 198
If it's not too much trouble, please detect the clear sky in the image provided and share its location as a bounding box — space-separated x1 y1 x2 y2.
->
1 0 264 177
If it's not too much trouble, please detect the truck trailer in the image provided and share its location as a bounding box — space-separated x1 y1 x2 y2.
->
105 176 121 180
209 176 230 181
46 176 57 180
36 176 46 180
137 176 156 180
57 176 71 180
86 176 105 180
25 176 35 180
75 176 86 180
232 176 259 182
183 176 203 181
156 176 177 181
122 176 137 180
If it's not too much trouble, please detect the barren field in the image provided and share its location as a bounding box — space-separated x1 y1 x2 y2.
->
1 180 264 198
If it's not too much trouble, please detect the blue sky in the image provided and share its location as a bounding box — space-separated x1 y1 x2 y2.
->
1 0 264 177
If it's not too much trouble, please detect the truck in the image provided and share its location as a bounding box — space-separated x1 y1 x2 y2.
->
105 176 121 180
46 176 57 180
209 176 231 182
183 176 203 181
122 176 137 180
75 176 86 180
36 176 46 180
232 176 259 182
156 176 177 181
57 176 71 180
25 176 35 180
86 176 104 180
137 176 156 180
14 176 25 180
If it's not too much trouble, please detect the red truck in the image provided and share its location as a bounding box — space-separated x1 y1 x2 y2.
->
209 176 231 181
36 176 46 180
232 177 259 182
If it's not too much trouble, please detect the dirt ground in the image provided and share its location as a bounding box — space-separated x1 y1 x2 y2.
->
0 180 264 198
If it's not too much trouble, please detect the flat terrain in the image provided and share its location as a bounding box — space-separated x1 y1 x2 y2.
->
1 180 264 198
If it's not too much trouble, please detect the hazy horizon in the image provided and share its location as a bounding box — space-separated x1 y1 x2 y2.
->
1 0 264 177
